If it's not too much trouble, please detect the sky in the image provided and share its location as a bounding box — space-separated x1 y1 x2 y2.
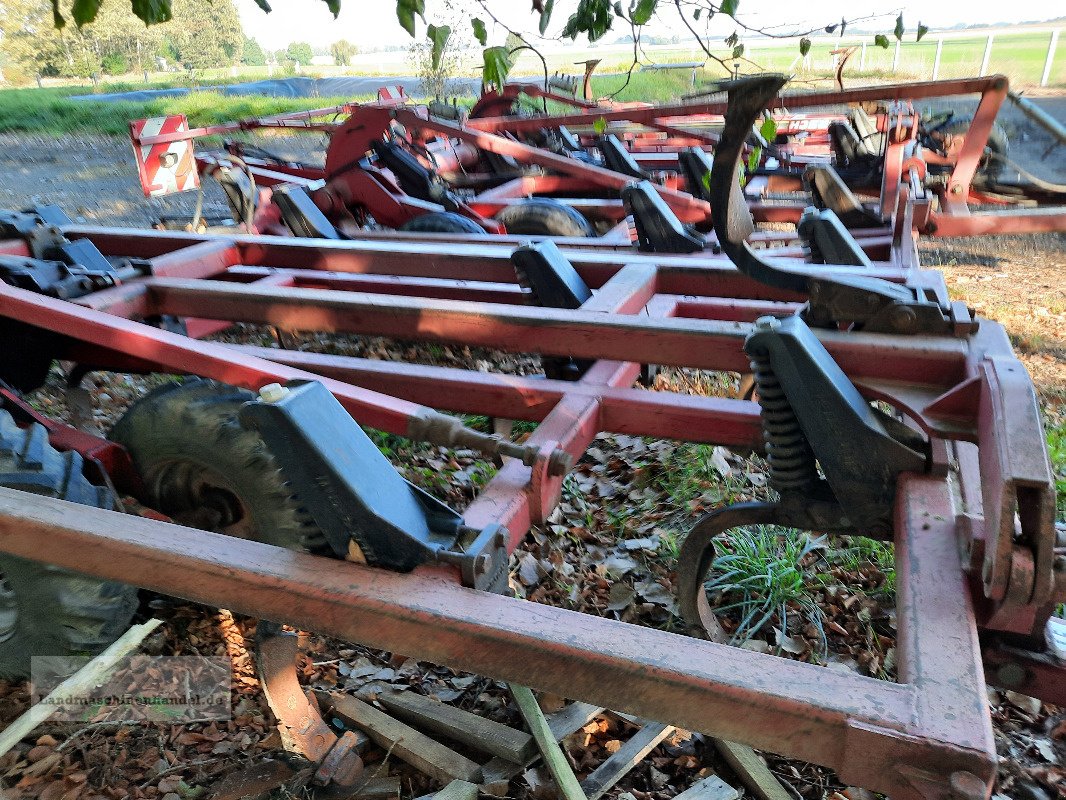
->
236 0 1062 53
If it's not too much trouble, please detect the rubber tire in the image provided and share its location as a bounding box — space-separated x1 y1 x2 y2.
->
398 212 487 235
935 117 1008 184
495 199 595 238
0 411 139 678
109 378 329 554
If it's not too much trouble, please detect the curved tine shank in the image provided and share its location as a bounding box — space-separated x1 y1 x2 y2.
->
709 74 809 294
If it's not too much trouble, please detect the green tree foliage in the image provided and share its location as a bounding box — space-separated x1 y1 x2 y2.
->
164 0 243 69
285 41 313 65
241 36 267 66
329 38 356 66
0 0 242 78
0 0 162 77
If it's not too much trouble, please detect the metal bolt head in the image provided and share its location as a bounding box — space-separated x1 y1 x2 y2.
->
474 554 491 575
995 662 1028 689
948 771 988 800
753 315 781 332
259 383 290 403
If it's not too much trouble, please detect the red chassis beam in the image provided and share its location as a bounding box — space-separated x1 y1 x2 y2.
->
0 216 1059 800
0 473 995 800
15 223 1059 619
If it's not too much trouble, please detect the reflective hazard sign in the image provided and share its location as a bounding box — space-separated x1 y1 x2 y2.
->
129 115 199 197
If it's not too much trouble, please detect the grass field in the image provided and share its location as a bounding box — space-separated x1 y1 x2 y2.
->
0 85 375 136
0 27 1061 136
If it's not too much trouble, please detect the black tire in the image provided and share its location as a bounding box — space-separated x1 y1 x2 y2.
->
931 117 1008 183
495 198 595 238
0 411 139 678
399 212 487 235
109 378 329 554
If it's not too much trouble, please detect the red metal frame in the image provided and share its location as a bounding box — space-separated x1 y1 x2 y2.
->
0 204 1061 799
128 75 1066 243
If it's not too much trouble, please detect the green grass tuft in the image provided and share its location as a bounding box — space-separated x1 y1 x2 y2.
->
704 525 827 654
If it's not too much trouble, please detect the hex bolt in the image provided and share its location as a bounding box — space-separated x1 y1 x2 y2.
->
474 554 491 575
259 383 290 403
948 771 987 800
548 449 574 476
753 315 781 332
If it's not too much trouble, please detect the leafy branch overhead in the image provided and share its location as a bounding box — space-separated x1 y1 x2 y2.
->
63 0 933 83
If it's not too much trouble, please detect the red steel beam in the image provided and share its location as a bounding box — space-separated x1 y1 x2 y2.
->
0 476 995 800
140 278 971 387
227 344 766 448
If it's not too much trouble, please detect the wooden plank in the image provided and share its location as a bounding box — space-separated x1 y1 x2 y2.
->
511 686 588 800
480 702 604 788
327 694 483 785
579 723 675 800
713 739 792 800
378 689 535 763
673 774 740 800
0 619 163 758
348 777 402 800
432 780 479 800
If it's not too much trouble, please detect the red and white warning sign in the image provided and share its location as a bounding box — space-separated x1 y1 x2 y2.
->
129 115 199 198
376 85 408 106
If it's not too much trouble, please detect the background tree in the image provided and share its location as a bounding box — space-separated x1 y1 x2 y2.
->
163 0 243 70
409 0 473 99
0 0 161 78
284 41 313 66
330 39 356 66
241 36 267 66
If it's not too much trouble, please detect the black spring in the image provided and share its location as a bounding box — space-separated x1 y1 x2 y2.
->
749 353 819 492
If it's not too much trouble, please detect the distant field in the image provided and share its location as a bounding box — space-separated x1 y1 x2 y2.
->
0 86 374 136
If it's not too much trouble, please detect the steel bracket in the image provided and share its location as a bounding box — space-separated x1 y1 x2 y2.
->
621 180 704 253
709 74 975 336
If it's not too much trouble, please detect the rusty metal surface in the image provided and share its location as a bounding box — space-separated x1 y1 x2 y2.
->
0 481 994 799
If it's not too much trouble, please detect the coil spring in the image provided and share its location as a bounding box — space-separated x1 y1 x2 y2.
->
749 352 819 492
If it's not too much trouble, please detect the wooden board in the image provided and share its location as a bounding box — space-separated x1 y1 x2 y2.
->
512 685 587 800
480 702 604 788
349 777 403 800
432 780 479 800
379 689 535 763
713 739 791 800
579 723 675 800
673 774 740 800
327 694 483 785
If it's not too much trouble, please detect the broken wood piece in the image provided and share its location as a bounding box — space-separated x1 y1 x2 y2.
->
713 739 792 800
480 701 604 788
327 694 483 784
378 689 535 763
673 774 741 800
431 779 479 800
0 618 163 758
579 723 675 800
510 685 588 800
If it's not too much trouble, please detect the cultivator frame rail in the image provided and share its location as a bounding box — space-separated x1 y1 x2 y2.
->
128 75 1066 245
0 74 1062 800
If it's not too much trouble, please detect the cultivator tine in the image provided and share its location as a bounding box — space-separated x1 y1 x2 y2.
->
255 622 364 786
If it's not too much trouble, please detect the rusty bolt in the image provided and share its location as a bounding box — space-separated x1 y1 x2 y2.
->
892 306 917 332
995 662 1028 690
949 771 988 800
548 449 574 476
